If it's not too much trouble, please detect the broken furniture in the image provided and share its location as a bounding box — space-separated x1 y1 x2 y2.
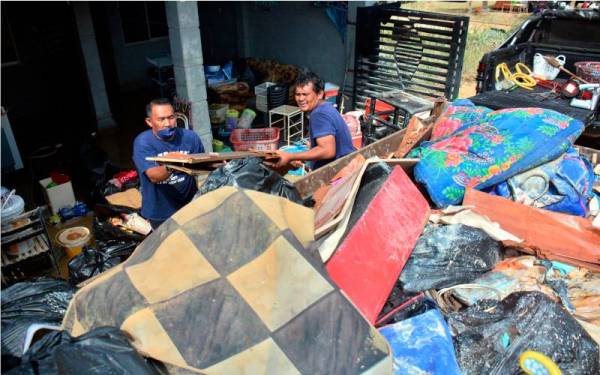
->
1 207 60 285
364 90 433 145
268 105 304 146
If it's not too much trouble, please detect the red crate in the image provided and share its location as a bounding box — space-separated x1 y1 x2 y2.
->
230 128 280 151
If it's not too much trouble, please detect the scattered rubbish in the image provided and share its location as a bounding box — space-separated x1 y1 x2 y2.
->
196 157 303 204
326 166 429 323
63 187 392 374
1 279 75 365
400 224 503 293
450 256 557 306
464 189 600 271
490 147 595 217
379 308 461 375
446 292 599 375
8 327 159 375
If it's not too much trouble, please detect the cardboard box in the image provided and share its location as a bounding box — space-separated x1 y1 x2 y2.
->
39 178 76 214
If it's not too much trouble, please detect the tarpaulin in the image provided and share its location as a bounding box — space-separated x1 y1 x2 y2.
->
379 309 461 375
463 188 600 271
410 107 584 207
62 187 392 374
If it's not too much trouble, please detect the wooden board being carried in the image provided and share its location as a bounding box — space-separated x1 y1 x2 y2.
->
146 151 279 165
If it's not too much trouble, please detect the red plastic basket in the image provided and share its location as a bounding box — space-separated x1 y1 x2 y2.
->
575 61 600 83
230 128 280 151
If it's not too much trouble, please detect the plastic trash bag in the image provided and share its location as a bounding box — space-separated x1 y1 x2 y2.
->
197 157 303 204
400 224 503 293
380 308 461 375
1 279 75 367
6 327 159 375
446 292 600 375
489 147 595 217
68 249 121 285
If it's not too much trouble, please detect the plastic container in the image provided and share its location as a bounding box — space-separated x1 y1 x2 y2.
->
574 61 600 83
280 144 309 176
56 226 91 259
533 53 565 80
230 128 280 151
226 109 239 131
1 192 25 222
212 139 224 152
325 82 340 98
254 82 275 96
209 103 229 124
237 108 256 129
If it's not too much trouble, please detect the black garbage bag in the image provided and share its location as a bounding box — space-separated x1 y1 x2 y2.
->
7 327 159 375
1 279 75 369
446 292 599 375
340 162 392 242
400 224 503 293
197 157 303 204
68 249 121 285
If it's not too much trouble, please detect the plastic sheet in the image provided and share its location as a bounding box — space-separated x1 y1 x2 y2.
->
380 308 461 375
1 279 75 368
7 327 159 375
197 157 303 204
400 224 503 292
446 292 600 375
68 249 121 285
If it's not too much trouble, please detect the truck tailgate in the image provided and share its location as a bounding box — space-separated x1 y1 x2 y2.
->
469 86 593 124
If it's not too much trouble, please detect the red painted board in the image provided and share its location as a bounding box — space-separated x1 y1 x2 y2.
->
325 166 430 323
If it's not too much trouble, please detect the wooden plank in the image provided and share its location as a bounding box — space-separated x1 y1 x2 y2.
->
293 129 408 198
147 151 279 164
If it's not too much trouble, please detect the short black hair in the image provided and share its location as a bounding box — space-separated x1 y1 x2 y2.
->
294 71 324 94
146 98 172 118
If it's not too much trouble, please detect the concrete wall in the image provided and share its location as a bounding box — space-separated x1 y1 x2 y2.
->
105 4 171 91
237 2 347 85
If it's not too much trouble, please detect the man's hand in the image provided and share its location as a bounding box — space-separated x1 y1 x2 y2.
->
275 151 294 168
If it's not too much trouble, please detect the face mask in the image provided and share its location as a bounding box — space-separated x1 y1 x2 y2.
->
157 127 176 140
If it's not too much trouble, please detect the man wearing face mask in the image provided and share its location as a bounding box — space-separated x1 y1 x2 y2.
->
133 98 204 229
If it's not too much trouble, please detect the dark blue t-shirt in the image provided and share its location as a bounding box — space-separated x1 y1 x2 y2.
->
132 128 204 221
309 102 356 169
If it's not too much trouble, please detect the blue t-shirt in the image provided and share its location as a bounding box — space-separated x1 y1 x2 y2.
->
309 102 356 169
132 128 204 221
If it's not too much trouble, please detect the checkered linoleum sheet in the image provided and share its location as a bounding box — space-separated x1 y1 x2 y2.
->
62 187 392 374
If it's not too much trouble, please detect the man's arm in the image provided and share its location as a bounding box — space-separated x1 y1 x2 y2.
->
145 165 171 183
276 135 336 167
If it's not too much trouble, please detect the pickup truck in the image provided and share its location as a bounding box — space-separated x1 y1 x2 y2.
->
470 9 600 139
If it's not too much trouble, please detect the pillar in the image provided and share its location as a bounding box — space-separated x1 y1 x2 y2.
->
73 2 117 129
166 2 213 151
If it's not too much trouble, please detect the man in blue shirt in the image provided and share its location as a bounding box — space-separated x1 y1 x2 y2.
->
275 71 355 170
133 98 204 229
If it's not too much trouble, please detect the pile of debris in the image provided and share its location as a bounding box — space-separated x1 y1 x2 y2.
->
2 99 599 374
